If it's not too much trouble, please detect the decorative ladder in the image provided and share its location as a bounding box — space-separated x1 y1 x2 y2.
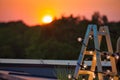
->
73 24 118 80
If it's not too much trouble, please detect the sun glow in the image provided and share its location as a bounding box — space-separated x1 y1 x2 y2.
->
42 15 53 24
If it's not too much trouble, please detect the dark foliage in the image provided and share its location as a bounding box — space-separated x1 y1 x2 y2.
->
0 13 120 60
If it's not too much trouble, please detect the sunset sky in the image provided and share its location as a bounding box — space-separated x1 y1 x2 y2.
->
0 0 120 25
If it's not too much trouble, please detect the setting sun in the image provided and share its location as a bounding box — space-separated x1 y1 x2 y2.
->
42 15 53 24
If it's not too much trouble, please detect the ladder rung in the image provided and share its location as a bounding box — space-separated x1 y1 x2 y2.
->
79 70 94 74
98 32 107 35
84 51 95 55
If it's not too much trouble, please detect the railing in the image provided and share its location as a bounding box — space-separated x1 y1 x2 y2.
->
0 59 111 66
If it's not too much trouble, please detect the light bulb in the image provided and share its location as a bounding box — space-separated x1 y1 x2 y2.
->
109 76 113 80
93 73 96 79
102 29 105 32
89 51 93 54
82 78 85 80
77 37 82 42
106 69 110 73
115 55 119 60
106 55 110 59
68 74 72 79
83 64 87 69
89 35 93 39
82 76 85 80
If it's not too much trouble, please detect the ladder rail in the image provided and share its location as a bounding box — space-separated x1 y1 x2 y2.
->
93 25 103 80
104 26 118 80
73 25 93 79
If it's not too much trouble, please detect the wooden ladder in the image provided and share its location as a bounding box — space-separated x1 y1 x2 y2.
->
73 24 118 80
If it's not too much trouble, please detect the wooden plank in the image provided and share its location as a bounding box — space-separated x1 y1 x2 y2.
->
84 51 95 55
79 70 93 74
104 26 118 80
88 53 96 80
90 53 96 72
98 27 105 46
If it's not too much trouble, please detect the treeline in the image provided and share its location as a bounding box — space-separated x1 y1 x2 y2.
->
0 12 120 60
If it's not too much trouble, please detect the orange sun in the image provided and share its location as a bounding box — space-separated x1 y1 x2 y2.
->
42 15 53 24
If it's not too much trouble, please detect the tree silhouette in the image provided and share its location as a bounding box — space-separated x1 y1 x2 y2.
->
0 13 120 59
92 12 101 25
102 15 108 25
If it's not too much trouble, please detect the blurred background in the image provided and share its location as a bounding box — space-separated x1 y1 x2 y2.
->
0 0 120 60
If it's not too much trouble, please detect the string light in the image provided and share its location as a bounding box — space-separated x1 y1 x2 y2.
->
102 29 105 32
102 52 120 60
77 36 120 60
77 37 82 42
110 53 119 59
106 55 110 59
72 69 120 80
111 53 120 60
82 78 86 80
82 76 86 80
109 76 113 80
68 74 72 79
89 34 93 40
115 55 119 60
80 62 88 70
83 64 87 69
106 69 111 73
77 37 88 48
89 51 93 54
77 36 120 59
92 73 96 79
102 52 110 60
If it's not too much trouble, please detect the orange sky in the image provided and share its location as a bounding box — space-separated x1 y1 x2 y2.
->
0 0 120 25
